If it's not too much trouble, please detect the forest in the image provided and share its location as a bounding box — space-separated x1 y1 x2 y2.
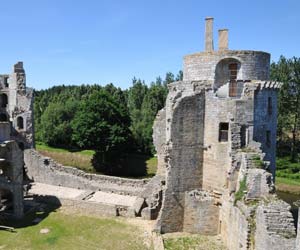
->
34 56 300 181
34 71 182 176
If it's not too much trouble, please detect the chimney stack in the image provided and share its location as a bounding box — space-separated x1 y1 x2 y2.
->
218 29 228 50
205 17 214 52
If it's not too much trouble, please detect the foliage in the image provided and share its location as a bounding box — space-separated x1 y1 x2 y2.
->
252 155 265 169
234 177 247 205
271 56 300 162
71 89 133 175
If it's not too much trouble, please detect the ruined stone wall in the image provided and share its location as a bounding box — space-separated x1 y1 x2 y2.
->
0 141 24 218
183 190 219 234
24 149 148 196
183 50 270 82
253 88 278 176
153 108 166 175
0 62 34 149
255 200 296 250
159 90 205 233
202 92 233 192
220 200 250 250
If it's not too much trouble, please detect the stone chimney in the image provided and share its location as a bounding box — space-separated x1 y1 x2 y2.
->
205 17 214 52
13 61 25 73
218 29 228 50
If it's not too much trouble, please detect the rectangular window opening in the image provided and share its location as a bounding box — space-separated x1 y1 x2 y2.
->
219 123 229 142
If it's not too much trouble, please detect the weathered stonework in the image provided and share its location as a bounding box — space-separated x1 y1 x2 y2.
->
153 18 299 250
0 141 24 218
0 63 33 220
0 62 34 149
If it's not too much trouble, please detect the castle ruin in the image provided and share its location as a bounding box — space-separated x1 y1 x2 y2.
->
3 19 299 250
0 62 33 219
153 18 299 250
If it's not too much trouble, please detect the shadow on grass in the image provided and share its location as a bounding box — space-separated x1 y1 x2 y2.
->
0 195 61 230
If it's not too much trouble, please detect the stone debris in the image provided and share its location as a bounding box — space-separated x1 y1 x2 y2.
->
40 228 50 234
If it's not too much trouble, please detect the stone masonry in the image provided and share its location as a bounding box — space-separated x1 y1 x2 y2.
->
153 18 300 250
0 62 33 219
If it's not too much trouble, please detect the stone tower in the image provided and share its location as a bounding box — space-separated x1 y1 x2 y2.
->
153 18 297 250
0 62 34 149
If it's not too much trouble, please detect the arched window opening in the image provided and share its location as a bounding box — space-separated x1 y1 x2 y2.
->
17 116 24 130
0 93 8 108
0 113 8 122
214 58 241 97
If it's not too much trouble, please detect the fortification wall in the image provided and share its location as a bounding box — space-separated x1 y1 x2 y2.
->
159 91 205 233
24 149 148 196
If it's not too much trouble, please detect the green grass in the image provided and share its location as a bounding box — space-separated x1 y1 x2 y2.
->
0 207 150 250
164 235 226 250
275 156 300 193
36 142 157 178
234 177 247 205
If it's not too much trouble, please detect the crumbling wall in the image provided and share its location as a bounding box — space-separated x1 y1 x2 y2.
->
0 141 24 218
220 200 251 250
255 200 296 250
153 108 166 175
183 190 219 234
159 91 205 233
24 149 148 196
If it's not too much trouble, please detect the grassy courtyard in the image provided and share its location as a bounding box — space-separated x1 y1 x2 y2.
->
36 142 157 177
0 207 151 250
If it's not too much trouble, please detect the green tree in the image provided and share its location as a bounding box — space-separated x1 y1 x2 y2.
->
38 100 78 146
71 90 132 175
271 56 300 161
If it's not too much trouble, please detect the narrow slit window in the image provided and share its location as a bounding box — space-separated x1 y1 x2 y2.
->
240 125 247 148
219 123 229 142
266 130 271 147
268 97 272 115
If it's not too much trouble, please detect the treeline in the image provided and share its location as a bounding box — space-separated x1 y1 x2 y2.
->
271 56 300 162
34 71 182 175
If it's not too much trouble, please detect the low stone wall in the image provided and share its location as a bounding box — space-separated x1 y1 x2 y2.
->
220 200 250 250
183 190 219 234
255 200 296 250
24 149 149 196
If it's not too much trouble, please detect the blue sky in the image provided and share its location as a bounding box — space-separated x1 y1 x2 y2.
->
0 0 299 90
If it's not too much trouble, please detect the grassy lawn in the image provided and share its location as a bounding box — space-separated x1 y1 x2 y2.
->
163 234 227 250
275 156 300 194
36 142 157 177
0 207 151 250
